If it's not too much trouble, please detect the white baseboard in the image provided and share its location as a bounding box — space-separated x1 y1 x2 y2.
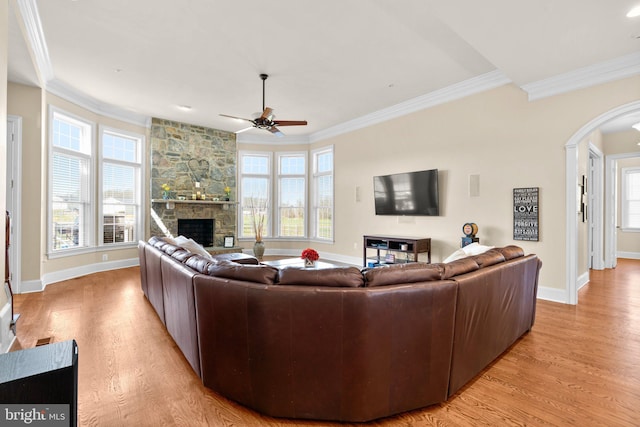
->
536 286 568 304
577 271 590 291
18 258 140 294
617 251 640 260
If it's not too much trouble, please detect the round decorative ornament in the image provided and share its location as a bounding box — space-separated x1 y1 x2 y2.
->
462 222 478 237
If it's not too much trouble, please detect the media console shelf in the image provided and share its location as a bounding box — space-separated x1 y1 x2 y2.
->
363 235 431 267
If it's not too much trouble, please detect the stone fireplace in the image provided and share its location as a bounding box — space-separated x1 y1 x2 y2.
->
150 118 237 246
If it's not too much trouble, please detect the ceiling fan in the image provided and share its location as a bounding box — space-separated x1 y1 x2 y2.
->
220 74 307 137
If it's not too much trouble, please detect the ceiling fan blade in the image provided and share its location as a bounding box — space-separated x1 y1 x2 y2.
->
268 126 285 137
260 107 274 120
235 126 254 134
273 120 307 127
219 113 254 124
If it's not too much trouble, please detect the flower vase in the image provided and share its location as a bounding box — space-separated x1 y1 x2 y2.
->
304 258 315 268
253 241 265 260
162 191 170 200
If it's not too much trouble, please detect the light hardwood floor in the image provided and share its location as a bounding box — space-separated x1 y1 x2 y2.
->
11 258 640 426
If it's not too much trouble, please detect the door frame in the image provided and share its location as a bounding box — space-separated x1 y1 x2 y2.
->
6 116 22 294
565 100 640 305
588 144 604 271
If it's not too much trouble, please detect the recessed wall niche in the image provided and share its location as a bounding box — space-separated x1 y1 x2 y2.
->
150 118 237 246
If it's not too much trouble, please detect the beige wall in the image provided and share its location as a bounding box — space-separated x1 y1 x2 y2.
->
7 83 43 281
311 77 640 294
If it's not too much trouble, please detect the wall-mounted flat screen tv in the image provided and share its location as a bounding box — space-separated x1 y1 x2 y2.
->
373 169 439 216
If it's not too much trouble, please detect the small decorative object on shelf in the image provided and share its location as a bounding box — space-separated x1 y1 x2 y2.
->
224 186 231 201
301 248 319 267
461 222 479 247
161 183 171 200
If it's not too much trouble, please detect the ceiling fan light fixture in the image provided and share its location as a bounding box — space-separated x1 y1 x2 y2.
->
632 121 640 131
626 5 640 17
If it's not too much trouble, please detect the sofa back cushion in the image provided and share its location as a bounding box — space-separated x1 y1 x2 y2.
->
278 266 364 288
440 258 479 279
472 249 506 268
185 254 215 274
206 262 279 285
496 245 525 260
363 263 442 287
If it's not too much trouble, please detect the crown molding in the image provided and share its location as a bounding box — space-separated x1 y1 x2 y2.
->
236 132 310 145
522 52 640 101
309 70 511 143
14 0 53 84
47 79 151 128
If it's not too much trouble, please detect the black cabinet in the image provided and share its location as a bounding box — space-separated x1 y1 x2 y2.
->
363 235 431 267
0 340 78 426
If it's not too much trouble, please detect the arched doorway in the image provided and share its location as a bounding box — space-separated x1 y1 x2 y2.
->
565 100 640 304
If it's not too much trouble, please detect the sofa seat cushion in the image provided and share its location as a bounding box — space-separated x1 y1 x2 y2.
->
363 263 442 287
207 262 279 285
278 266 364 288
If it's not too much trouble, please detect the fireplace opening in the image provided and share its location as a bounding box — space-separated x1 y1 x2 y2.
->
177 219 215 247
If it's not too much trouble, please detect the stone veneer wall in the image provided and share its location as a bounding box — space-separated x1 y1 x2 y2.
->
150 118 237 246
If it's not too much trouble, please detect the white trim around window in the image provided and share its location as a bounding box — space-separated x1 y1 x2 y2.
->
276 151 308 238
98 125 145 247
311 145 334 242
621 166 640 232
48 105 96 257
47 105 145 258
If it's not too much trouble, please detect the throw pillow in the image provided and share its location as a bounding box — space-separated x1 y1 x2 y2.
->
174 235 213 259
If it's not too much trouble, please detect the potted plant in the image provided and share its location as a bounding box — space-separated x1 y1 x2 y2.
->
248 196 267 260
301 248 319 267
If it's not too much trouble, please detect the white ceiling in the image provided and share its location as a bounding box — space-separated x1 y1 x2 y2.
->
7 0 640 140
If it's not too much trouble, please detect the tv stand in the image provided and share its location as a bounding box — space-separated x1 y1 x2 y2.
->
363 235 431 267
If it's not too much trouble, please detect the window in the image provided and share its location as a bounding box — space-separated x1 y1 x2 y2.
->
311 146 334 240
238 147 333 242
239 152 272 240
277 153 306 237
49 108 93 252
622 167 640 230
100 127 142 245
48 106 144 256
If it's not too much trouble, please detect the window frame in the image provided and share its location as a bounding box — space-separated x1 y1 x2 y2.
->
621 166 640 232
310 145 334 242
98 125 144 247
238 150 273 241
48 106 96 257
276 151 308 239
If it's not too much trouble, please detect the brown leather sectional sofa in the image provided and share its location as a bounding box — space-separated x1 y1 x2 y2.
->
138 237 542 422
